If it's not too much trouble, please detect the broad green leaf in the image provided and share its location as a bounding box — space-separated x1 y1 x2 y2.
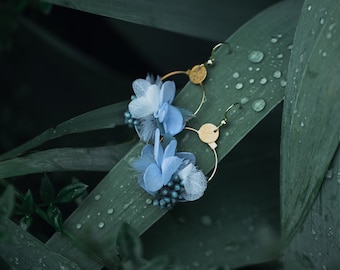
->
0 185 15 223
0 142 134 179
22 189 35 215
0 219 81 270
47 204 63 232
283 147 340 269
55 183 88 203
45 2 302 269
280 0 340 243
0 100 128 161
42 0 276 41
40 174 56 203
117 223 143 263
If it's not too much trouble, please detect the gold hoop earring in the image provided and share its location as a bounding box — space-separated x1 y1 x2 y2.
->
161 43 231 115
185 102 241 181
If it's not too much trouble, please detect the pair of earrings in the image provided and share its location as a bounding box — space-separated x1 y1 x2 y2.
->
125 43 240 209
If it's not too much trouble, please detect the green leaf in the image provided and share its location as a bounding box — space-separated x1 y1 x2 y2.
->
0 100 128 161
39 0 52 14
47 204 63 232
42 0 276 41
19 215 33 231
117 223 143 263
40 174 56 203
0 142 134 179
283 147 340 269
55 183 88 204
45 1 302 269
36 207 49 223
0 219 81 270
22 190 35 215
280 0 340 243
0 185 15 223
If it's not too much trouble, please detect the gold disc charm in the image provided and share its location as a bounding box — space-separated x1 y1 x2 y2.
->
198 123 219 144
188 64 207 85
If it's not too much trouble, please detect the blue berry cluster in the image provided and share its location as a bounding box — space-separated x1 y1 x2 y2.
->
152 175 185 209
124 111 139 128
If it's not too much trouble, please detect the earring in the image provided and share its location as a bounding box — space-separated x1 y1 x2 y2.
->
161 43 231 115
185 103 241 182
131 103 241 210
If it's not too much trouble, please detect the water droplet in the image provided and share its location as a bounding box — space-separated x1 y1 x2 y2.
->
14 257 19 265
205 250 213 257
329 23 336 31
192 261 200 267
235 82 243 90
255 67 261 71
107 208 114 214
277 33 283 38
98 222 105 228
311 228 316 235
322 51 327 57
287 44 293 50
300 122 305 127
225 84 229 89
320 18 325 25
232 72 240 78
225 243 240 252
120 185 124 189
325 169 333 179
248 66 253 71
145 198 152 205
86 214 91 219
249 78 255 84
280 80 287 87
307 5 312 11
94 194 101 201
76 223 82 229
248 50 264 63
273 70 282 79
240 97 249 104
270 37 278 43
201 215 213 226
277 53 283 59
97 212 101 216
252 99 266 112
123 199 134 210
259 77 267 85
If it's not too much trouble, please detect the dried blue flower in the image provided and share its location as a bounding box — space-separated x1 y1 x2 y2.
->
127 75 190 142
133 129 207 207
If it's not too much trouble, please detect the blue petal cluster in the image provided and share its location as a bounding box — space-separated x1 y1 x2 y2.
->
132 129 207 207
127 75 190 142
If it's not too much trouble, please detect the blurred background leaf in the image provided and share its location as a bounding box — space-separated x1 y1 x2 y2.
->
280 0 340 244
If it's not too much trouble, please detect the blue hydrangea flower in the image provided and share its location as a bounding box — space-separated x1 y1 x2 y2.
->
132 129 207 207
127 75 190 142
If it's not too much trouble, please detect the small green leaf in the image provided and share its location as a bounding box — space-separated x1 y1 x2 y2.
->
22 189 35 215
55 183 88 203
19 215 33 230
40 174 55 203
47 204 63 232
36 207 49 223
0 185 15 223
117 223 143 263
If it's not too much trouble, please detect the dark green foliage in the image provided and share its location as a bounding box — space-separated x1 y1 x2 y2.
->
39 174 56 203
54 182 88 203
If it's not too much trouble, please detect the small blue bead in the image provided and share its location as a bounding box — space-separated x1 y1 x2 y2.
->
174 184 180 191
128 118 133 124
161 189 168 196
159 199 166 206
153 200 159 206
124 111 131 118
131 95 136 100
164 197 171 203
171 198 177 203
167 181 174 187
171 191 178 198
178 195 183 200
133 119 139 126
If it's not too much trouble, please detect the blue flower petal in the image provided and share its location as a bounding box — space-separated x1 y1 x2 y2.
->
132 156 154 173
160 81 176 104
153 129 163 166
161 156 183 185
163 140 177 160
141 144 153 158
143 163 163 192
128 97 153 118
146 84 161 110
176 152 196 164
163 105 184 135
132 79 151 97
155 103 168 122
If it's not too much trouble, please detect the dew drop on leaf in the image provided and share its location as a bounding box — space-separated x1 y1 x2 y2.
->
277 53 284 59
251 99 266 112
98 222 105 228
235 82 243 90
248 50 264 63
240 97 250 104
94 194 101 201
107 208 114 214
200 215 213 226
259 77 267 85
270 37 278 43
76 223 82 229
249 78 255 84
280 80 287 87
273 70 282 79
232 72 240 78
